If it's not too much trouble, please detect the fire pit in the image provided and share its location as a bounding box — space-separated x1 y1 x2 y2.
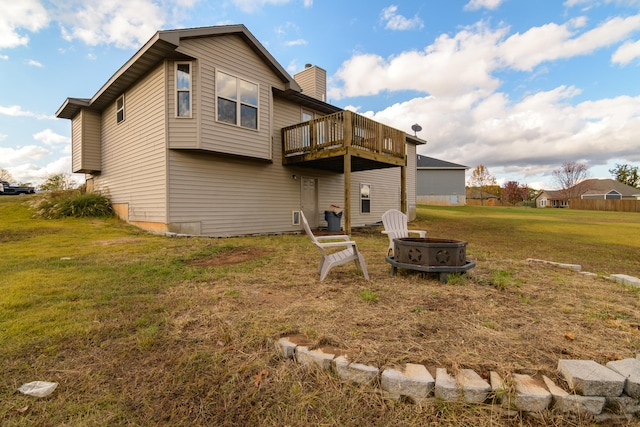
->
386 237 475 283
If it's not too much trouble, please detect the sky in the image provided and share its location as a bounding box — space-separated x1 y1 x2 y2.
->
1 0 640 190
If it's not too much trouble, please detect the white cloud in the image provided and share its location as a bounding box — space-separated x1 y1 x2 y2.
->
27 59 43 67
362 87 640 187
0 105 55 120
381 5 424 31
612 39 640 64
0 0 49 49
4 156 81 187
500 14 640 71
330 14 640 100
464 0 504 11
33 129 70 146
0 54 8 60
58 0 166 49
303 0 312 6
285 38 307 46
328 22 506 100
0 133 7 141
0 145 51 167
0 105 34 117
232 0 291 13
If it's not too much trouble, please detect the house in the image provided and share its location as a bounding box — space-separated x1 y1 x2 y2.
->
416 155 468 206
578 179 640 200
535 190 567 208
56 25 424 237
536 179 640 208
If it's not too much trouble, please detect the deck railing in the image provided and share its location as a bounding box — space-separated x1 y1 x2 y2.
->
282 110 406 161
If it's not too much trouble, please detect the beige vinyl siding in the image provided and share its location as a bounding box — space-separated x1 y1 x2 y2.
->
71 114 81 172
172 35 277 160
349 143 418 224
351 168 401 226
71 109 101 173
167 96 343 236
93 63 168 222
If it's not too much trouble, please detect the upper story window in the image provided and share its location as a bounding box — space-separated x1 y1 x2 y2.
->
116 95 125 123
176 62 191 118
216 71 258 130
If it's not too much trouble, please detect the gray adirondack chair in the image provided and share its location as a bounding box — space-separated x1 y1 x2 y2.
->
381 209 427 256
300 211 369 281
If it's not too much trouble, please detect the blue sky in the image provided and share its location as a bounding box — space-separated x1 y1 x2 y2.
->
1 0 640 189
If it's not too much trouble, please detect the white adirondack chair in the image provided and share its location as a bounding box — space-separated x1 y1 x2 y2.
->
300 211 369 281
381 209 427 256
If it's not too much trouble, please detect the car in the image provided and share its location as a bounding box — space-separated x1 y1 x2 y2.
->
0 180 36 195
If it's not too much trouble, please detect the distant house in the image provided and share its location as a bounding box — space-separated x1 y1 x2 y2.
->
416 155 468 206
55 25 424 236
535 190 567 208
536 179 640 208
578 179 640 200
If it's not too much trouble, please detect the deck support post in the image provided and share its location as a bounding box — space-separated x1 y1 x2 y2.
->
344 152 351 235
401 162 407 214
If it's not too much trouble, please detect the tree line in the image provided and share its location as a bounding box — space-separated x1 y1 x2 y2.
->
467 161 640 206
0 169 76 192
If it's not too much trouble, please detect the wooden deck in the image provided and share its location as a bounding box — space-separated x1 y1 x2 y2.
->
282 110 406 172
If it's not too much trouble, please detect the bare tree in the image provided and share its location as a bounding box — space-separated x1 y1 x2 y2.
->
552 161 589 201
468 164 497 206
0 168 14 182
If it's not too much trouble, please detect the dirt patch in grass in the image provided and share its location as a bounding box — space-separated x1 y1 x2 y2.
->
94 237 146 246
186 246 275 267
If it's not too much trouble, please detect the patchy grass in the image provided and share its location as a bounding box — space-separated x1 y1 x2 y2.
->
1 197 639 426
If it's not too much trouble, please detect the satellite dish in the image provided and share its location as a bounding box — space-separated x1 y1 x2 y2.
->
411 124 422 136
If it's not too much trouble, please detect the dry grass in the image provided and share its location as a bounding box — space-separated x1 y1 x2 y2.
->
1 199 640 426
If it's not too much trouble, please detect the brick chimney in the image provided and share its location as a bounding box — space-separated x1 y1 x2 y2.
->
293 64 327 102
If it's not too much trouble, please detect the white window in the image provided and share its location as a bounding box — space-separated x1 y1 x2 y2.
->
116 95 125 123
216 71 258 129
360 183 371 214
176 62 191 118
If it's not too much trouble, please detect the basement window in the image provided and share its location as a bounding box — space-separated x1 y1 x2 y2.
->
360 183 371 214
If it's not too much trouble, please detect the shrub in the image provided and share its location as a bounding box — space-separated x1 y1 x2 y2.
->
31 190 114 219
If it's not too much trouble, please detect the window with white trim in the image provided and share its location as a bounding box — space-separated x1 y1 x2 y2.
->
360 183 371 214
116 95 125 123
216 71 258 129
176 62 191 118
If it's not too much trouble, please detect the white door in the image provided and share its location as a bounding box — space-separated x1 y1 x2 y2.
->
301 177 318 228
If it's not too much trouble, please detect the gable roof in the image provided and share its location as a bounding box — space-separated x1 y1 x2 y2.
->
535 189 564 201
56 25 300 120
577 178 640 197
417 155 468 169
537 178 640 200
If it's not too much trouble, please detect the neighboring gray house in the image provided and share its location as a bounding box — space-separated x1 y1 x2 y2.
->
578 179 640 200
56 25 424 237
416 155 468 206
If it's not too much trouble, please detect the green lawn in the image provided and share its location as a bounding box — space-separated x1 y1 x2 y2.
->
1 196 639 426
